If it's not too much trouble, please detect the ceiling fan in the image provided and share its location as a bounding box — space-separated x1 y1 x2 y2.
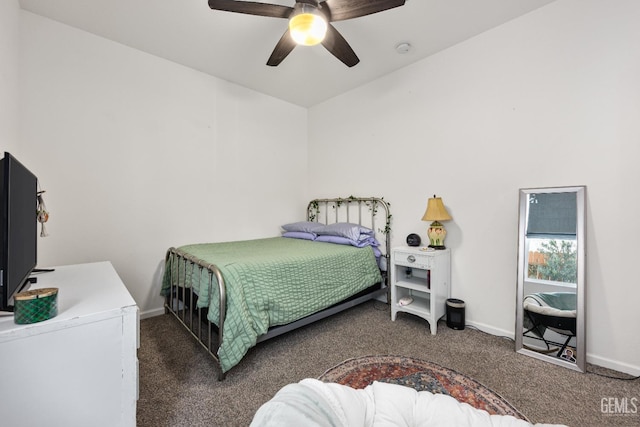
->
208 0 406 67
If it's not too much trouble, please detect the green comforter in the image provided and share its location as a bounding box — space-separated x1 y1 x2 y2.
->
162 237 382 373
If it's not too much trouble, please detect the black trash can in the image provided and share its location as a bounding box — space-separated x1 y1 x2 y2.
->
446 298 465 330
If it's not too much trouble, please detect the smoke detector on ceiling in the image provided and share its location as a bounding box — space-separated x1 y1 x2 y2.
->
395 42 412 54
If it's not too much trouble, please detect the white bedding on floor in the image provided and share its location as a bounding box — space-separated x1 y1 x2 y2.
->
250 379 567 427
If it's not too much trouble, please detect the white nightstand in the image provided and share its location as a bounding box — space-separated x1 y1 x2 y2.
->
390 246 451 335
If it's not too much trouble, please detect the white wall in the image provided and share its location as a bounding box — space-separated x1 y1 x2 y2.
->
0 0 20 154
308 0 640 374
18 12 309 316
14 0 639 375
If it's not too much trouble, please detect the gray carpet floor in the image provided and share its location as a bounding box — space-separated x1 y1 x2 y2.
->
137 302 639 427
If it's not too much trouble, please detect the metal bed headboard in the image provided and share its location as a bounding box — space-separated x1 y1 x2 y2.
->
306 196 392 278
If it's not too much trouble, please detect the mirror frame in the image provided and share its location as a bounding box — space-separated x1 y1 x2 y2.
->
515 186 586 373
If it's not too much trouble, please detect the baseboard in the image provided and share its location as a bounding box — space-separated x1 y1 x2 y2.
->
465 320 639 377
465 320 515 341
587 353 640 377
140 307 165 320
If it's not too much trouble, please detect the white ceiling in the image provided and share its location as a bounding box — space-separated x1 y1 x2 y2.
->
19 0 555 107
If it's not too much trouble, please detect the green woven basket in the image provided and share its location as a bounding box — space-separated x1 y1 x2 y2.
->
14 288 58 324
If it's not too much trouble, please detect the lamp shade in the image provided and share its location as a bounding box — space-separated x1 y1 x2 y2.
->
289 6 327 46
422 196 452 222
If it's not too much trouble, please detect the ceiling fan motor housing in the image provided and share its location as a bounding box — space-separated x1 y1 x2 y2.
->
208 0 406 67
289 3 329 46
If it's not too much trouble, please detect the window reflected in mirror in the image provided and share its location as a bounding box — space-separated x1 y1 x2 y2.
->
527 237 577 285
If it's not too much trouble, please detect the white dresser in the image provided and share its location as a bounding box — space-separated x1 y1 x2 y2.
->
0 262 139 427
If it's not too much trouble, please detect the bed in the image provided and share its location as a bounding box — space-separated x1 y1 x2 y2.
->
162 196 391 380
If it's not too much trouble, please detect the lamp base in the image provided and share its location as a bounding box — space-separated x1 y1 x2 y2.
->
428 245 447 250
427 221 447 250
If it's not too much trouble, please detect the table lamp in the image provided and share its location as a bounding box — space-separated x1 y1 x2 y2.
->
421 195 452 249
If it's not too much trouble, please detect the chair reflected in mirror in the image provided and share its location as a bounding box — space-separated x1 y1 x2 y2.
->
522 292 577 363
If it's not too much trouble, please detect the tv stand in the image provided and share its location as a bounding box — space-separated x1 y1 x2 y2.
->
32 267 55 273
0 262 139 426
0 276 39 312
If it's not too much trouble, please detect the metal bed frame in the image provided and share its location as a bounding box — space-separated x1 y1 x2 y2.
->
163 196 391 380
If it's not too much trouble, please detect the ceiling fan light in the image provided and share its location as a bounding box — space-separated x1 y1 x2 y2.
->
289 11 327 46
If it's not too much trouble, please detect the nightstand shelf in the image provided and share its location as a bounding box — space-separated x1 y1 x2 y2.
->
395 277 430 292
390 247 451 335
395 293 430 314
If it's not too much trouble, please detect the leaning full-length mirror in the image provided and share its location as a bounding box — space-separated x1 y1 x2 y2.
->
515 186 586 372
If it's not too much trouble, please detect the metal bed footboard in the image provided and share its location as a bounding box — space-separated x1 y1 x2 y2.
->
163 196 391 380
164 247 227 380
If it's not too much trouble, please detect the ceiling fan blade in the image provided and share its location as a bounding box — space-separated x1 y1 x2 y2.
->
321 0 405 22
267 30 297 66
208 0 292 19
321 24 359 67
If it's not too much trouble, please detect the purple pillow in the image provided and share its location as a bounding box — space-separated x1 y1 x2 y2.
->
282 231 316 241
316 222 374 241
315 234 380 248
281 221 325 234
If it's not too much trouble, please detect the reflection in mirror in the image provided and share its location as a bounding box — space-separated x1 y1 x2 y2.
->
515 186 586 372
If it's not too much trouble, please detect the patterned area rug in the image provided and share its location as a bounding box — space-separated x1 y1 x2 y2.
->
318 355 528 421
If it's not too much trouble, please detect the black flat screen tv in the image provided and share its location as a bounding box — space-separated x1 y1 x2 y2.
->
0 152 38 312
